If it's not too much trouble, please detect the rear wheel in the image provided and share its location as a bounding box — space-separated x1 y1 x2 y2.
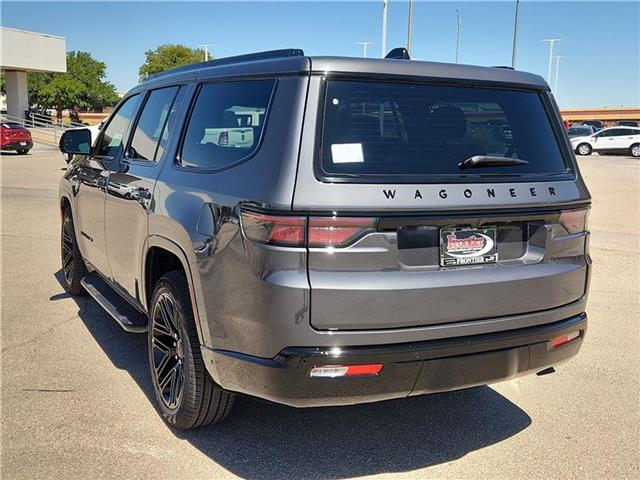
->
17 149 29 155
61 208 86 295
576 143 592 156
630 144 640 158
148 271 234 429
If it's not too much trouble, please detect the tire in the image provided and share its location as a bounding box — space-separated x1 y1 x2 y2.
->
61 208 86 295
148 271 234 429
17 149 29 155
576 143 592 156
630 144 640 158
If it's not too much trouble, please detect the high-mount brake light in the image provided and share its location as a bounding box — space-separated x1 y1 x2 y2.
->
308 217 377 248
559 208 589 234
309 364 383 378
240 211 306 247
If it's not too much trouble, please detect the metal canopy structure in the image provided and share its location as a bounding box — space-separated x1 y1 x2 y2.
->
1 27 67 118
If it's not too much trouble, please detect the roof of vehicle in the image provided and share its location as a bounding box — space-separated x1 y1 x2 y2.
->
135 48 549 93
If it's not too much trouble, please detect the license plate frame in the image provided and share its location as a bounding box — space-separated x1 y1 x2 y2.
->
19 141 27 146
440 225 498 267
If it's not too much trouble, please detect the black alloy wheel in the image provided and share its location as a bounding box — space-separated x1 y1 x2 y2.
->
151 292 185 409
61 209 86 295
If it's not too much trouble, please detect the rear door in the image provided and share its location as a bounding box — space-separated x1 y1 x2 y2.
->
294 77 590 331
105 86 181 300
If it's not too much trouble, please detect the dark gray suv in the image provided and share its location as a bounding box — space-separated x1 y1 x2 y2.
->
58 49 591 429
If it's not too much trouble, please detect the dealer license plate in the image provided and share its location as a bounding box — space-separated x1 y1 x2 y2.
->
440 226 498 266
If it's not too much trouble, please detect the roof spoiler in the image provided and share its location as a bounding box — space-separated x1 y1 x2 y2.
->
385 47 410 60
145 48 305 82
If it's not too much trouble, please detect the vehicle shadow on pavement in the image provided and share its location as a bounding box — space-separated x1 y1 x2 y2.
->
55 270 532 479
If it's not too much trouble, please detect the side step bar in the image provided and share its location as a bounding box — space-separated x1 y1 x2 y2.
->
81 274 148 334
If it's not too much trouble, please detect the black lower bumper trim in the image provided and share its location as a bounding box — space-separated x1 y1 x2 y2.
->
204 313 587 407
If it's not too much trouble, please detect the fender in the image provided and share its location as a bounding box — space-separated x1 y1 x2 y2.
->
142 234 206 345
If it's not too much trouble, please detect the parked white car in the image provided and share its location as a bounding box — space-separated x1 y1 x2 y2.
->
571 126 640 157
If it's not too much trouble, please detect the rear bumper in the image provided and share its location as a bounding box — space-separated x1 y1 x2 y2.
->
1 140 33 150
203 313 587 407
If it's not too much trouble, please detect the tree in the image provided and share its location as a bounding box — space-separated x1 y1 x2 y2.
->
28 51 119 119
139 44 206 81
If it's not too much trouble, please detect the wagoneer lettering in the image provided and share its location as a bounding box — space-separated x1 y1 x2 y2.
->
58 48 591 430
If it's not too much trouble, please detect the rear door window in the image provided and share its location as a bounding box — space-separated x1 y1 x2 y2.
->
179 79 275 171
318 80 571 182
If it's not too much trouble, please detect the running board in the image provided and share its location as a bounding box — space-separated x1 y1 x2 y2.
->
81 274 148 334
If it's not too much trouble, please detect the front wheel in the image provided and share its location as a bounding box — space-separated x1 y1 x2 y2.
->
630 144 640 158
61 208 86 295
148 271 234 429
576 143 592 156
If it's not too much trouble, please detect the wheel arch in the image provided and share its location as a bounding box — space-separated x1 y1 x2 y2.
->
143 236 204 344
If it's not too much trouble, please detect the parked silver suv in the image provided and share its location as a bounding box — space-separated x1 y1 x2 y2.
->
58 49 591 429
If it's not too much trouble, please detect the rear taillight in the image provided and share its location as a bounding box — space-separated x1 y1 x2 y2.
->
240 210 376 248
240 211 306 247
308 217 376 247
559 208 589 234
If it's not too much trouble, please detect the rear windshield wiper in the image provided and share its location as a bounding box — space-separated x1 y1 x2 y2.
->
458 155 529 170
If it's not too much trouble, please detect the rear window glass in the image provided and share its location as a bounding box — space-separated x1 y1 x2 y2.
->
1 122 25 129
319 80 570 182
180 80 275 171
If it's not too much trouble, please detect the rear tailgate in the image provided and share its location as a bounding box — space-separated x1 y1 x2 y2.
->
308 209 589 330
293 76 591 332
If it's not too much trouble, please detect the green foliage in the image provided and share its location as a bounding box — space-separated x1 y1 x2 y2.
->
139 44 206 81
28 51 119 116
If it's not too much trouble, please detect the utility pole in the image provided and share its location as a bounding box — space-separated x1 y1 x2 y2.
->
511 0 520 68
543 38 562 83
199 44 215 62
553 55 563 94
381 0 388 58
407 0 414 56
357 41 373 58
455 10 462 63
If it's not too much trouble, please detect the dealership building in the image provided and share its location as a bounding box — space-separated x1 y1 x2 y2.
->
1 27 67 119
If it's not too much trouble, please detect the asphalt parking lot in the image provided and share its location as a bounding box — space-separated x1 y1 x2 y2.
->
1 143 638 479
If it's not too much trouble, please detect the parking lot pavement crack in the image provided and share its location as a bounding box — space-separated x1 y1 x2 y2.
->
1 315 77 353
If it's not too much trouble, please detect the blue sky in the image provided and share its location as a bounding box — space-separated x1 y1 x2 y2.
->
2 1 638 108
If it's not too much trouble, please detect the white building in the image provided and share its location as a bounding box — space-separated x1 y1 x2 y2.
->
1 27 67 118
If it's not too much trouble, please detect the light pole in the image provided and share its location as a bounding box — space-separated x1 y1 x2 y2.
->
199 44 215 62
511 0 520 68
407 0 414 56
357 41 373 58
455 9 462 63
543 38 562 83
381 0 388 58
553 55 563 94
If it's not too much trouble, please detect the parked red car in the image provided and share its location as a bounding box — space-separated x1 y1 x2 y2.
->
1 122 33 154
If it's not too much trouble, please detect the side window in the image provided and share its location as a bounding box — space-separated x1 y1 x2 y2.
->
599 129 619 138
95 95 139 157
127 86 179 161
179 79 276 170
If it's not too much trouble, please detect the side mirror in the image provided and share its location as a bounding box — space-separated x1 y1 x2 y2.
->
59 129 92 157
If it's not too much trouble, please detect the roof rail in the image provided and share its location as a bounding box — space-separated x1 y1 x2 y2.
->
145 48 305 82
493 65 515 70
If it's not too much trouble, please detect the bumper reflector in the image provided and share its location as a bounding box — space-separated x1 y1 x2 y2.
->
550 331 581 348
309 364 383 378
